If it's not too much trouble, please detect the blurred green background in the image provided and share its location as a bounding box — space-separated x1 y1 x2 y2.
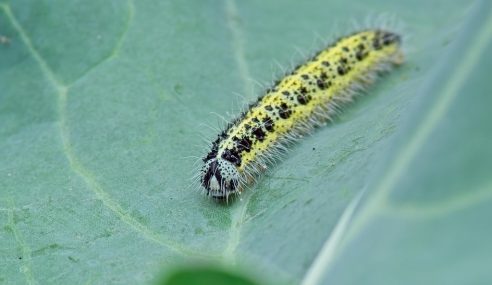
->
1 0 491 284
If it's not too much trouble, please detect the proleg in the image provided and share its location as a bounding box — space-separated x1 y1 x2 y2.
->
200 29 404 200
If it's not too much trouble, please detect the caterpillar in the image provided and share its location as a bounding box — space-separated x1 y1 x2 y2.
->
200 29 404 200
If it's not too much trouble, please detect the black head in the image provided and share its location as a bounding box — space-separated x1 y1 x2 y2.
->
201 158 240 199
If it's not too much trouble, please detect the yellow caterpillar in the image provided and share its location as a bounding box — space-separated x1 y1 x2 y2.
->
200 29 404 199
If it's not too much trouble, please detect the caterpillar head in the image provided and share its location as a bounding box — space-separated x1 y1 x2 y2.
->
201 158 240 199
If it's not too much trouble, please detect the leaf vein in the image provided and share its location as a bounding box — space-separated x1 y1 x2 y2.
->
1 3 64 89
222 0 257 262
384 180 492 219
222 193 251 262
68 0 135 87
7 201 36 285
225 0 255 99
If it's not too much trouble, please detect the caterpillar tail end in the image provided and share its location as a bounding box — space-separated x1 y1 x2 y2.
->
384 30 405 65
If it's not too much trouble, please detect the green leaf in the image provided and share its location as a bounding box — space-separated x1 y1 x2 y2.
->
156 265 259 285
0 0 490 284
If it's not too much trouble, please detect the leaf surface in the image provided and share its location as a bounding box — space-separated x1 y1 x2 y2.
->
1 0 489 284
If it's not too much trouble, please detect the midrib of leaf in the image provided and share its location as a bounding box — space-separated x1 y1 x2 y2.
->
300 192 364 285
300 2 492 284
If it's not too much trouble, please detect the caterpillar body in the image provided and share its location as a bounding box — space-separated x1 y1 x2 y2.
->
200 29 404 200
